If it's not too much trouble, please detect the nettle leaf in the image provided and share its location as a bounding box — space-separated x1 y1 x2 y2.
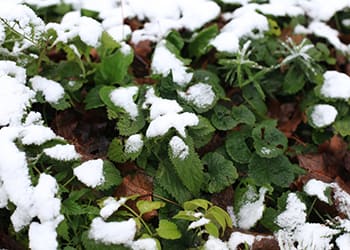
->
282 65 306 94
211 104 237 131
96 160 122 191
84 85 104 110
156 162 193 204
202 152 238 193
225 129 252 164
188 24 218 58
117 111 145 136
95 47 133 85
248 153 296 187
252 120 288 158
107 138 128 163
156 220 182 240
99 86 118 111
169 137 204 196
188 116 215 148
231 105 256 126
136 200 166 216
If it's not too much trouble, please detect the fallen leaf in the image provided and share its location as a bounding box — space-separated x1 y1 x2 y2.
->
252 237 279 250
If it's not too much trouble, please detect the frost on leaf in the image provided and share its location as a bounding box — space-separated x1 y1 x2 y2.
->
109 86 139 120
178 83 216 111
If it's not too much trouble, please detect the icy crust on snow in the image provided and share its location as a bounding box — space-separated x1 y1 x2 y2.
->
44 144 81 161
109 86 139 120
125 134 144 153
0 61 35 126
321 71 350 100
143 88 199 138
169 136 189 160
30 76 65 104
73 159 105 188
310 104 338 128
151 40 193 86
178 83 216 109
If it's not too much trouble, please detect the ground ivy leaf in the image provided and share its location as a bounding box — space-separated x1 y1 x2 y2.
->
156 220 181 240
225 129 252 164
107 138 128 163
252 120 287 158
211 104 237 131
96 160 122 191
248 153 295 187
282 65 306 94
202 152 238 193
231 105 256 126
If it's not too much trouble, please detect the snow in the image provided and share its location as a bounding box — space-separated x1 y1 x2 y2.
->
304 179 332 203
169 136 189 160
20 125 57 145
30 76 65 104
204 236 229 250
131 238 158 250
151 40 193 86
188 217 210 229
29 221 60 250
107 25 132 42
336 233 350 250
100 197 127 220
109 86 139 120
44 144 81 161
310 104 337 128
321 71 350 100
89 217 137 245
125 134 144 153
73 159 105 188
332 183 350 218
228 232 255 250
237 186 267 230
178 83 215 109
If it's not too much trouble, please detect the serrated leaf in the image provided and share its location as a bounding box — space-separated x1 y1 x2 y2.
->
107 138 128 163
231 105 256 126
117 112 145 136
156 162 193 204
156 220 181 240
62 199 85 215
169 138 204 196
98 31 120 58
136 200 166 216
57 220 70 241
211 104 237 131
333 116 350 136
225 129 252 164
188 25 218 58
49 94 71 110
248 153 295 187
95 48 133 85
97 160 122 191
252 120 288 158
99 86 118 111
283 65 306 94
84 85 104 110
188 116 215 148
183 199 211 211
202 152 238 193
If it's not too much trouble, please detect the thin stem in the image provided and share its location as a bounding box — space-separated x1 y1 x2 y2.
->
122 203 153 236
153 193 182 208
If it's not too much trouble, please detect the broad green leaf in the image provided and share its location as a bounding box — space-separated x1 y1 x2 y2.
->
188 25 218 58
183 199 211 211
156 162 193 204
136 200 166 216
117 112 145 136
80 8 99 18
333 116 350 136
99 86 119 111
169 138 204 196
206 206 233 232
225 129 252 164
231 105 256 126
188 116 215 148
193 69 225 99
84 85 104 110
260 207 279 232
57 220 70 241
204 222 219 238
166 30 184 51
202 152 238 193
95 48 133 85
156 220 181 240
252 120 288 158
211 104 237 131
282 65 306 94
62 199 85 215
248 153 295 187
98 31 120 58
173 211 201 221
107 138 128 163
242 85 267 116
97 160 122 191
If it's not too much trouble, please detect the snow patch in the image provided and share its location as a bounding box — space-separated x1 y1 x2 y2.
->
178 83 215 109
109 86 139 120
30 76 65 104
125 134 144 153
100 197 127 220
74 159 105 188
321 71 350 100
169 136 189 160
204 236 229 250
188 217 210 229
44 144 80 161
310 104 337 128
304 179 332 203
228 232 255 250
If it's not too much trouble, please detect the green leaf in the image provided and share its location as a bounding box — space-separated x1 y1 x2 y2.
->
183 199 211 211
95 48 133 85
97 160 122 191
80 8 99 19
248 153 296 187
156 220 182 240
156 162 193 204
242 85 267 116
206 206 233 232
169 138 204 196
260 207 279 232
136 200 166 216
188 116 215 148
98 31 120 58
99 86 118 111
225 129 252 164
173 210 201 221
211 104 237 131
204 222 219 238
202 152 238 193
57 220 70 241
231 105 256 126
117 112 145 136
282 65 306 94
84 85 104 110
188 25 218 58
107 138 128 163
166 30 184 51
62 199 85 215
333 116 350 136
252 120 288 158
193 69 225 99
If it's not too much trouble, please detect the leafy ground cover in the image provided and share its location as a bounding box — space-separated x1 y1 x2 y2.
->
3 0 350 249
